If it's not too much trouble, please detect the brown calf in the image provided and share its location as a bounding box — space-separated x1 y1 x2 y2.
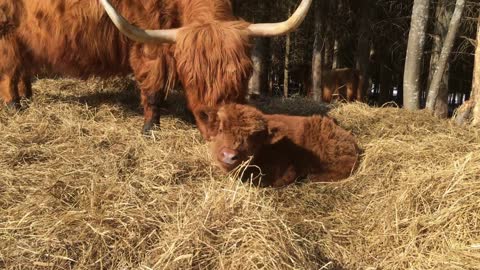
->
196 104 360 187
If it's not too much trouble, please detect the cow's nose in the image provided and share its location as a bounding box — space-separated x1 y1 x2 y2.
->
221 149 239 165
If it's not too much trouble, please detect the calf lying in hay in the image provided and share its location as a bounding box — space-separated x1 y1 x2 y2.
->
196 104 360 187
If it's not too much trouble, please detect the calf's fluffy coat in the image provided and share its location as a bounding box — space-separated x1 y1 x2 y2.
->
197 104 360 187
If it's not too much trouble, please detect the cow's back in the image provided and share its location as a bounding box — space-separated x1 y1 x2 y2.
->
303 116 359 180
1 0 171 77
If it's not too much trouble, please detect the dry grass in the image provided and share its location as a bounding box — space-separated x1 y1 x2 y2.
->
1 78 479 269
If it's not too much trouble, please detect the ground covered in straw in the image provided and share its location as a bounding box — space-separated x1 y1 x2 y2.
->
1 78 479 269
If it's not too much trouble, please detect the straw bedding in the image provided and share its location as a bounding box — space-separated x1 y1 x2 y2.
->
1 78 479 269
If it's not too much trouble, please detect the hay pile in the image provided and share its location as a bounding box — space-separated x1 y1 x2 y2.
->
1 78 479 269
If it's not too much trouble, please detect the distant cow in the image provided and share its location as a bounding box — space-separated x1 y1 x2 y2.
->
0 0 311 133
322 68 364 102
290 67 364 102
196 104 360 187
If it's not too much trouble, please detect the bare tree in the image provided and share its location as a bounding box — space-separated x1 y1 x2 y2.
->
472 12 480 126
426 0 466 114
323 0 334 70
324 33 334 70
248 38 269 98
331 0 343 69
379 63 393 105
312 0 324 101
355 0 371 102
403 0 430 110
284 9 292 98
425 0 453 118
246 1 271 99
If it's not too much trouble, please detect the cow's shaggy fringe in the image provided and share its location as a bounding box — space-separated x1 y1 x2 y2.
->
1 78 479 269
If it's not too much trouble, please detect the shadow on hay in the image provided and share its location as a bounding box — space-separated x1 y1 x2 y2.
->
40 79 197 124
34 77 333 129
251 96 332 117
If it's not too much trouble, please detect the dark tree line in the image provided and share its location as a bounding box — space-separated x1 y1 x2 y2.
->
232 0 480 124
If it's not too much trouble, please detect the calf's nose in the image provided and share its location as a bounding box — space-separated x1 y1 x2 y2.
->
221 149 239 165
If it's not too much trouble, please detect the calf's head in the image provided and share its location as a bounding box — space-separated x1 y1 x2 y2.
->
196 104 286 171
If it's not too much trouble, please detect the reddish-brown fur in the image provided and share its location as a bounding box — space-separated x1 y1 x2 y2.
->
321 68 364 102
291 66 364 102
196 104 360 187
0 0 252 132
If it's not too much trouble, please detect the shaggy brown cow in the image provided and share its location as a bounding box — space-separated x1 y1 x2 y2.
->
196 104 360 187
0 0 311 133
291 67 364 102
322 68 364 102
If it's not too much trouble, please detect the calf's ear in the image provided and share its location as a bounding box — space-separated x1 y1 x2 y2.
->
194 107 219 141
267 120 287 144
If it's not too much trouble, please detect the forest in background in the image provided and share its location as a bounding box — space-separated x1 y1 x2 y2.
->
232 0 479 123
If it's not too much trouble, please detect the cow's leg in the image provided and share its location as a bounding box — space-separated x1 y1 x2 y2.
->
18 73 32 101
140 88 163 133
0 73 31 110
130 45 176 134
322 86 333 103
345 71 359 102
0 36 30 110
346 82 356 102
356 75 365 102
0 74 20 110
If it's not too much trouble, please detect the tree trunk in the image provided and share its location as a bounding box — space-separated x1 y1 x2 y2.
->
324 0 334 71
379 64 393 105
425 0 453 118
248 38 269 98
324 34 334 70
403 0 430 110
332 0 343 69
472 13 480 126
427 0 465 117
246 1 271 99
284 13 291 98
355 0 371 102
312 0 324 102
268 53 275 96
317 0 336 70
426 0 465 115
332 39 340 69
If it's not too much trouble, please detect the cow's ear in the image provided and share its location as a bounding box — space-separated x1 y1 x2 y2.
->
194 107 219 141
267 120 286 144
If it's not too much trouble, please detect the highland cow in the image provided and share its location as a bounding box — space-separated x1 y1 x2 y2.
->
0 0 311 133
196 104 360 187
321 68 364 102
292 67 364 102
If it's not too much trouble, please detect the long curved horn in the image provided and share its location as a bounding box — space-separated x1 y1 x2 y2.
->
99 0 178 43
248 0 312 37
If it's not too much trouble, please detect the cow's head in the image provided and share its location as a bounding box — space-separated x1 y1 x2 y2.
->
100 0 312 129
195 104 286 171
